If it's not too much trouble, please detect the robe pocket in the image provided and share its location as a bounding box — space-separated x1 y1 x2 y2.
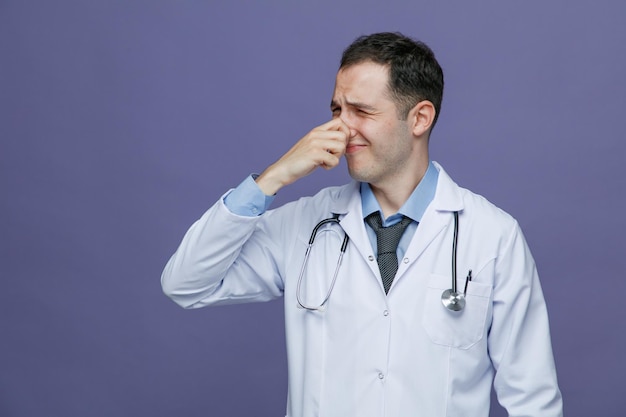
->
422 273 492 349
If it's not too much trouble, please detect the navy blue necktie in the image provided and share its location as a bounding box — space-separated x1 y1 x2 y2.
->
365 212 412 294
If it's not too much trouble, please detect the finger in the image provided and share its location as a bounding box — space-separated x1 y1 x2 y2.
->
309 129 349 146
315 117 343 130
319 151 341 170
324 135 346 155
311 134 347 157
315 118 351 139
332 119 351 140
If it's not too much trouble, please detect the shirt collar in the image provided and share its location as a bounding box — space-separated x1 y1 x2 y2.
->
361 161 439 226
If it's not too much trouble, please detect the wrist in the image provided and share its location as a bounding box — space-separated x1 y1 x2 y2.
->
256 165 286 196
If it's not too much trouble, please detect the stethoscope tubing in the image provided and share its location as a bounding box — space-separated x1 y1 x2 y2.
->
296 215 349 311
451 211 459 294
441 210 471 311
297 211 469 312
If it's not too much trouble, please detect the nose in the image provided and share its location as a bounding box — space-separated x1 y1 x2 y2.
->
339 115 358 138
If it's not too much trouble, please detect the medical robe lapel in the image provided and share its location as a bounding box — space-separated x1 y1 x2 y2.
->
395 163 464 282
330 182 381 282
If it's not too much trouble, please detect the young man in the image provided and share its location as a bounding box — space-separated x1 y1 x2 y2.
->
162 32 562 416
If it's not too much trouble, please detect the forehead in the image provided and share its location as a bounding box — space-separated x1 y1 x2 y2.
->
332 61 392 104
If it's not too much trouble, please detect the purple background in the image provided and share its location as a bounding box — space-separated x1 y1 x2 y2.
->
1 1 624 416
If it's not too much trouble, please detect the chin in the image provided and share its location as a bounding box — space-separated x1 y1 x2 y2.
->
347 164 375 183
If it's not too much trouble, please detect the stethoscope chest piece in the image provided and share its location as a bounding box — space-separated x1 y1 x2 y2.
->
441 289 466 311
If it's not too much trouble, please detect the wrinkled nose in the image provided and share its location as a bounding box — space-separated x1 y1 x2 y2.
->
348 127 357 138
339 115 358 138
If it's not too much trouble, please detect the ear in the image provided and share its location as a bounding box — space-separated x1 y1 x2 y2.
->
408 100 436 138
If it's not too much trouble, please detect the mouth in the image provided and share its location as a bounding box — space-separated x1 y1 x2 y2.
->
346 143 366 154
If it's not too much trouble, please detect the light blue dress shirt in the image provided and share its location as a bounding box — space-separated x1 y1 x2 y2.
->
361 162 438 259
224 162 439 260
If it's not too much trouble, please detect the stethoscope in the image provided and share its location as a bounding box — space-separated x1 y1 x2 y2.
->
296 214 349 311
440 211 472 312
296 211 471 312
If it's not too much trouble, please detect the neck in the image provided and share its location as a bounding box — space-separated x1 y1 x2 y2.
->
370 160 429 218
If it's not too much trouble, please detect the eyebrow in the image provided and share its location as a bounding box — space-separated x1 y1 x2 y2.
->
330 99 377 112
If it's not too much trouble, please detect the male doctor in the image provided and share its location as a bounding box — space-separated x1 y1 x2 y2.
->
162 32 562 416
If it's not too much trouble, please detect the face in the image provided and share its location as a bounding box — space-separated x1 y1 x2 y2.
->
331 61 419 188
